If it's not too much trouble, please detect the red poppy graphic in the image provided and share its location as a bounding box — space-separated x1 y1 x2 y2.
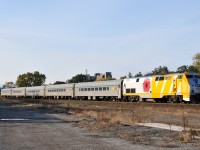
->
143 79 150 92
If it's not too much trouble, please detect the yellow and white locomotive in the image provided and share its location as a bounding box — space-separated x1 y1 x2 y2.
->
123 73 200 102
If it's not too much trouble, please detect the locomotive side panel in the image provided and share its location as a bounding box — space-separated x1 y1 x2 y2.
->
123 77 152 101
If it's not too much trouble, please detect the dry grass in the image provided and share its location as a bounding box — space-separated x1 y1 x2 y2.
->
180 131 192 142
117 131 148 143
73 109 144 126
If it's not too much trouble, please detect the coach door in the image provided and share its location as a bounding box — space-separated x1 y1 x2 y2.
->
72 84 75 98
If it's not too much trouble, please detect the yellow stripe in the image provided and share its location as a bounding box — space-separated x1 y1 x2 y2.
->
162 77 173 95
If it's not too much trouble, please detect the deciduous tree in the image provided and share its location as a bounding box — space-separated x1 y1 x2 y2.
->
134 72 143 77
53 81 66 85
176 65 188 73
2 82 16 89
68 74 90 83
188 65 199 73
193 53 200 72
16 71 46 87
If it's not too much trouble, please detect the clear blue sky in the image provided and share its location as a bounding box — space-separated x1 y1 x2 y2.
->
0 0 200 84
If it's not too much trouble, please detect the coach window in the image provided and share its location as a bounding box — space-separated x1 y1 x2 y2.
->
99 87 102 91
91 88 94 91
95 88 98 91
103 87 106 91
136 78 139 82
88 88 91 91
107 87 109 91
84 88 87 91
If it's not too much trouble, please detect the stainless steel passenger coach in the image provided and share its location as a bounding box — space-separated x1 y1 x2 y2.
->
75 80 122 100
26 86 45 98
45 84 74 99
0 80 123 101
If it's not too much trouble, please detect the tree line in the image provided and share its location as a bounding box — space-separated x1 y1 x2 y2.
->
1 53 200 88
126 53 200 78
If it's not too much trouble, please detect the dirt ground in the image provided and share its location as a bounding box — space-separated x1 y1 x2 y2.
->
1 97 200 149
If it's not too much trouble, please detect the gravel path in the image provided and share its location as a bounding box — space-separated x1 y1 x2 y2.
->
0 101 134 150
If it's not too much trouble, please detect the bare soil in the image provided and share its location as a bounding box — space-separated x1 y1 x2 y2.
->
1 97 200 149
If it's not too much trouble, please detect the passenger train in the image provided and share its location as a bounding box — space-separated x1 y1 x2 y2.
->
1 72 200 103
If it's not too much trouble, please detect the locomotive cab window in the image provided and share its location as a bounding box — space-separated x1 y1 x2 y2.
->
194 75 200 79
136 78 139 82
186 75 193 78
178 75 182 79
126 89 131 93
155 77 159 81
159 77 164 81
